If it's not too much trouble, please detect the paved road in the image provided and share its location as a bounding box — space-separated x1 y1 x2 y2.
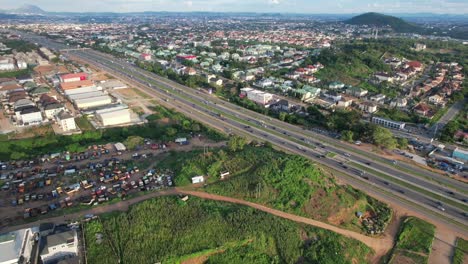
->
15 32 468 233
429 98 466 135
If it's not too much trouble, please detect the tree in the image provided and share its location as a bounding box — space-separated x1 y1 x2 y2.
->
397 138 408 150
191 123 201 132
279 112 287 121
372 126 397 149
124 136 144 150
341 130 354 142
166 127 178 137
228 136 246 152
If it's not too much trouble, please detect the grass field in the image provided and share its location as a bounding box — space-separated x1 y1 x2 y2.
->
84 196 373 264
155 145 392 234
453 237 468 264
387 217 435 264
75 116 95 131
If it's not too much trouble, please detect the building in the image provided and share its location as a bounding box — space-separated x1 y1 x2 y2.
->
60 79 94 91
56 110 77 132
74 95 112 109
414 43 427 51
191 176 204 184
96 107 131 126
337 97 353 108
0 57 15 71
372 116 406 130
140 53 152 61
328 81 345 89
390 98 408 108
176 55 197 62
59 73 88 83
16 106 43 126
428 94 445 106
44 103 65 119
453 148 468 162
0 227 38 264
40 230 78 264
38 47 56 61
346 86 368 97
374 72 394 83
240 88 273 105
370 94 386 103
358 101 378 113
414 103 431 117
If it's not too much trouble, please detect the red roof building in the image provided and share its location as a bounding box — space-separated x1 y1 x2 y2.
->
60 73 88 83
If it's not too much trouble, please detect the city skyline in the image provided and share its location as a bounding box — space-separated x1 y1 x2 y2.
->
2 0 468 14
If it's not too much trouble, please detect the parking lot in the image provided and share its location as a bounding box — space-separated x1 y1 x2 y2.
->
0 137 225 228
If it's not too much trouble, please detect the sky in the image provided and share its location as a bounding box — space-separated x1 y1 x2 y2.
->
3 0 468 14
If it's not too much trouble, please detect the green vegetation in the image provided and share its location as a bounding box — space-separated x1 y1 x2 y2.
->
1 39 37 53
345 12 423 33
453 237 468 264
0 105 225 160
74 116 95 131
376 108 428 124
0 69 31 78
84 197 373 264
440 104 468 144
387 217 435 264
156 145 391 233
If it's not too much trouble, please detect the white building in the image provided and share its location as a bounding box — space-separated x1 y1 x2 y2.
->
240 88 273 105
191 176 204 184
16 106 43 126
74 95 112 109
96 107 131 126
44 103 65 119
0 227 38 264
56 110 77 132
64 86 100 96
40 230 78 264
16 60 27 70
0 57 15 71
372 116 405 130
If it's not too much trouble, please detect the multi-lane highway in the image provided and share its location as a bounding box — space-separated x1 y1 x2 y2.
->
17 32 468 233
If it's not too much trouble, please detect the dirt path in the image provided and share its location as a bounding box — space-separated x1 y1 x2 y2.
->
1 187 393 261
175 189 394 259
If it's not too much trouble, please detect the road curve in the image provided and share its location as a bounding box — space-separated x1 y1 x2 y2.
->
0 188 393 257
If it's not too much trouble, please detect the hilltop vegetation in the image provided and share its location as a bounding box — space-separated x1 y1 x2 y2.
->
345 12 423 33
157 144 392 234
84 197 373 264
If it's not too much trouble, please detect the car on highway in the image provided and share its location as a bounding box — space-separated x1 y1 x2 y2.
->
437 205 445 211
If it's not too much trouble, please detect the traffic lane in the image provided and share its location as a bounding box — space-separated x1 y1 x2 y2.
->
108 51 466 194
75 51 468 207
69 49 468 224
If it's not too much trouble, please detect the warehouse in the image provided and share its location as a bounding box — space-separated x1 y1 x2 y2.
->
59 73 87 83
96 107 131 126
74 95 112 109
64 86 100 96
68 91 106 101
60 80 95 91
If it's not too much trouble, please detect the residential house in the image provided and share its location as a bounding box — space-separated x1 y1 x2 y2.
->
390 98 408 108
358 101 378 113
322 90 342 102
56 110 77 132
370 94 386 104
375 72 394 83
428 94 445 106
337 96 353 108
414 103 431 117
328 81 345 89
346 86 368 98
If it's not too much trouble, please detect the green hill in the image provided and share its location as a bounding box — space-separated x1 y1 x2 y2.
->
346 12 424 33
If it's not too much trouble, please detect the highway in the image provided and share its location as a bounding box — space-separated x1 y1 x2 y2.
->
17 32 468 234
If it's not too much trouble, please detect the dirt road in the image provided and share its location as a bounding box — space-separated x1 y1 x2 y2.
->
1 187 394 262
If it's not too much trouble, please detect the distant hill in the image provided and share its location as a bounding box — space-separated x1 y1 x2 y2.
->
3 4 46 15
345 12 424 33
